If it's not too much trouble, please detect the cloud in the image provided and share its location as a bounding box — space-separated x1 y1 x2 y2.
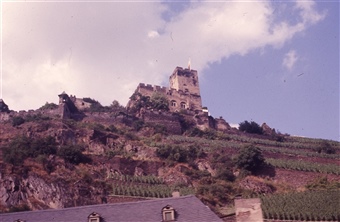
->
230 123 239 129
2 1 326 111
148 30 160 38
282 50 299 71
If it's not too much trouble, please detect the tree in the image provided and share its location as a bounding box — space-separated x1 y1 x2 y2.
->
110 100 126 115
239 120 263 135
57 144 91 164
12 116 25 127
150 92 169 111
39 102 58 110
316 141 336 154
2 136 57 166
2 136 31 165
235 145 265 173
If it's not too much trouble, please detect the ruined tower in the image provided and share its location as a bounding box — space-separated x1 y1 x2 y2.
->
169 67 200 96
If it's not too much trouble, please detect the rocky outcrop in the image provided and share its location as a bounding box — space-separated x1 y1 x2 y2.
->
261 123 275 136
0 174 66 210
239 176 275 194
0 99 10 113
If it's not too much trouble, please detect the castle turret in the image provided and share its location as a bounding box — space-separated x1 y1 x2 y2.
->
169 67 200 96
58 92 78 118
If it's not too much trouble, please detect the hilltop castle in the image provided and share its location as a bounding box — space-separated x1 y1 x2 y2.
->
126 66 231 133
127 66 203 113
0 66 232 133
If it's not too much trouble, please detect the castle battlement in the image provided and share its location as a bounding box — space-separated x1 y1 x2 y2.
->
129 66 203 113
138 83 168 93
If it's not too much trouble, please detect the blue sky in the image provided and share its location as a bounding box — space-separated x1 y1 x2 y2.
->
1 1 339 141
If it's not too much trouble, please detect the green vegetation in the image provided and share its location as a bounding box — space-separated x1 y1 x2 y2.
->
2 136 91 166
2 136 57 166
239 120 263 135
150 92 169 111
235 145 265 174
197 180 242 206
261 190 340 221
57 144 91 165
83 97 112 112
8 204 31 213
12 116 25 127
305 177 340 190
109 174 194 198
156 144 204 164
266 158 340 175
39 102 58 110
129 92 169 113
11 113 51 126
314 141 336 154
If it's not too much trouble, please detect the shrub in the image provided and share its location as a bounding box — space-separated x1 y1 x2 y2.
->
239 120 263 135
235 145 265 173
12 116 25 126
215 168 235 182
150 92 169 111
29 136 57 157
82 97 98 104
8 204 30 212
184 169 211 180
25 114 51 122
57 144 91 165
2 136 31 165
315 141 336 154
156 145 188 163
106 124 118 133
305 177 340 190
2 136 57 166
39 102 58 110
132 120 144 131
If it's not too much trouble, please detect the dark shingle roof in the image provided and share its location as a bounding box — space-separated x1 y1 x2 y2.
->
0 195 222 222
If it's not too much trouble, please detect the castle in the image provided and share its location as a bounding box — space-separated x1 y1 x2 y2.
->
126 66 231 133
127 66 203 113
0 66 232 133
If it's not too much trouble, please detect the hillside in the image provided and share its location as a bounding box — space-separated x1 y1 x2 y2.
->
0 99 339 221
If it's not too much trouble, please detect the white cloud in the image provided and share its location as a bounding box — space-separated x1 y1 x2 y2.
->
148 30 160 38
2 1 326 110
283 50 299 71
230 123 239 129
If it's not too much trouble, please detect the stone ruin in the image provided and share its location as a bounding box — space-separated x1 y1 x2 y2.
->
0 66 233 134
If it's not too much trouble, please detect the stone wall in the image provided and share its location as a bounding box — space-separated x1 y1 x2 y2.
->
128 66 203 114
235 198 263 222
141 110 182 135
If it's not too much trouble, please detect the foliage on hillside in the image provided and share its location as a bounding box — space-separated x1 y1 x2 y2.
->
0 99 339 220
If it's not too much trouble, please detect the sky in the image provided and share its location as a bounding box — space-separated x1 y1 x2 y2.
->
1 0 339 141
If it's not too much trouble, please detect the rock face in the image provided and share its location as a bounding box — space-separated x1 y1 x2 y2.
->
239 176 275 194
261 123 274 135
0 174 65 210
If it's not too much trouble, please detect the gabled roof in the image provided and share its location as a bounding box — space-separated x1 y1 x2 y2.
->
0 195 222 222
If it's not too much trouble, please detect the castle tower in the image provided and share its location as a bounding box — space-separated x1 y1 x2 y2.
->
169 67 200 96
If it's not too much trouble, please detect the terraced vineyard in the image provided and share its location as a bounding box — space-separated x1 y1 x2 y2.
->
266 158 340 175
108 173 195 198
261 190 340 221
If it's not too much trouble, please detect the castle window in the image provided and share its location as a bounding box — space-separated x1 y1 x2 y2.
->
180 102 186 109
171 100 177 107
162 205 175 221
88 212 101 222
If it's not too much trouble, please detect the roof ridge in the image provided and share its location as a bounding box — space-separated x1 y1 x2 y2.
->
1 195 196 215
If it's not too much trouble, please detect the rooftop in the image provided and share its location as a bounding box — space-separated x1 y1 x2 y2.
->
0 195 222 222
